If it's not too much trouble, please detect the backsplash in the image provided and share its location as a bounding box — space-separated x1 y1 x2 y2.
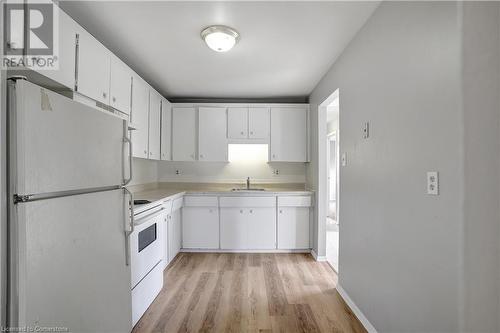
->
157 161 306 183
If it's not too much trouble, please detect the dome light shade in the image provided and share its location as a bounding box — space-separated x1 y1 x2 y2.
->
201 25 240 52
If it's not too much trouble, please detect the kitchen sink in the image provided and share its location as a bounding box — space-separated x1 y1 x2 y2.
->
231 188 266 192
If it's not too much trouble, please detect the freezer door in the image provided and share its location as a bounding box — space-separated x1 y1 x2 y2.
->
9 189 132 331
10 80 126 195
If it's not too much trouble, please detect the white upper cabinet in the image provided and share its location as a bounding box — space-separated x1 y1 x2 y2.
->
172 108 197 161
198 107 227 162
109 56 132 114
270 107 308 162
76 31 111 104
227 107 247 139
248 107 270 139
148 91 162 160
131 75 149 159
160 98 172 161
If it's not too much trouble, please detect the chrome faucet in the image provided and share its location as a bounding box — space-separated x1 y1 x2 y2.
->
246 177 250 190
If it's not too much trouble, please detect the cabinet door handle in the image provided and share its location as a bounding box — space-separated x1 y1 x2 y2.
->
112 96 116 102
250 131 254 135
240 131 244 135
103 92 107 98
200 154 204 158
240 210 243 214
249 209 253 214
144 150 147 154
209 209 213 213
279 210 283 214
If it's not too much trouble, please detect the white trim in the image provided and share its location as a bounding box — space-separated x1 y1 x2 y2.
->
310 249 327 261
180 249 311 254
336 284 377 333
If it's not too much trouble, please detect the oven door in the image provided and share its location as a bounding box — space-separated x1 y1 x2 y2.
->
130 208 164 289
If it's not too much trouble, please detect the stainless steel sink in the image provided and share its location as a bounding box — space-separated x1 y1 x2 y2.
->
231 188 266 192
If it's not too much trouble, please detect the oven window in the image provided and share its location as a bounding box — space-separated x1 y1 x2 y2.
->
138 223 157 252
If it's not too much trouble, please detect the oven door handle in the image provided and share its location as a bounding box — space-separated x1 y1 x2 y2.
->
133 208 165 227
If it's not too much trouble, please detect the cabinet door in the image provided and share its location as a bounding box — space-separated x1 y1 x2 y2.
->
163 214 170 268
168 209 181 262
270 107 307 162
198 107 227 161
247 208 276 249
248 107 270 139
278 207 310 249
160 99 172 161
109 56 132 114
220 208 247 250
182 207 219 249
76 31 110 104
227 107 248 139
130 75 149 159
172 108 197 161
148 91 161 160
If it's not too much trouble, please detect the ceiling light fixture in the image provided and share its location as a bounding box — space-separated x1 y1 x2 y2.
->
201 25 240 52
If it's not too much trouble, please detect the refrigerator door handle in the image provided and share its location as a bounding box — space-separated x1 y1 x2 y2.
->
123 134 133 186
123 187 134 266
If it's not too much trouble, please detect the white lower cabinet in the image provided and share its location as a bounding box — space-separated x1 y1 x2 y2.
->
220 197 276 250
220 208 247 250
182 196 219 249
277 196 311 249
168 209 182 263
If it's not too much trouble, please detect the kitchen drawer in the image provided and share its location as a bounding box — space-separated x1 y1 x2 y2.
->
162 200 172 214
278 196 312 207
131 262 163 326
219 196 276 208
183 196 218 207
172 197 183 211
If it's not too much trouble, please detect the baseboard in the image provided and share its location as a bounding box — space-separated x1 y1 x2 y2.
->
310 249 327 261
336 284 377 333
180 249 311 254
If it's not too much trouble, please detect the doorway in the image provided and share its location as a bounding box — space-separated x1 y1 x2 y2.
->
325 97 339 272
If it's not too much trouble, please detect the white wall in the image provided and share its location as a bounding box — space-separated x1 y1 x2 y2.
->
157 161 306 183
308 2 464 331
130 158 158 186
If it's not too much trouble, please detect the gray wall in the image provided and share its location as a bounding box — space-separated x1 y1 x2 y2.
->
308 2 465 331
461 2 500 332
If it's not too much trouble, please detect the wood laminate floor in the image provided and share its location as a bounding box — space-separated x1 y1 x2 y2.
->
132 253 366 333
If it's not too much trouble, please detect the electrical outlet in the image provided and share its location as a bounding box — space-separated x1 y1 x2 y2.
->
274 169 280 175
427 171 439 195
175 170 180 175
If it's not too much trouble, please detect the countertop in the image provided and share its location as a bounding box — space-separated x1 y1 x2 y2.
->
129 182 314 213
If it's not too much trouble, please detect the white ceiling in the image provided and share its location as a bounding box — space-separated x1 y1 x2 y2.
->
59 1 378 101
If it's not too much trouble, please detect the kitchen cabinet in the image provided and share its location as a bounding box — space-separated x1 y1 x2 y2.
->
220 208 247 249
270 107 308 162
148 91 161 160
248 107 270 139
131 75 150 159
160 98 172 161
76 30 111 104
198 107 227 161
247 207 276 249
168 209 182 263
172 107 197 161
182 196 219 249
109 55 132 114
227 107 247 139
277 196 311 249
227 107 269 140
220 197 276 250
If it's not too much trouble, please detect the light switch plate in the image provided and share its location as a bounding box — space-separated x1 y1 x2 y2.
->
427 171 439 195
341 152 347 166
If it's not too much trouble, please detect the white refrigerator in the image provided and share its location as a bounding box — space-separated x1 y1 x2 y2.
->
7 79 134 332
